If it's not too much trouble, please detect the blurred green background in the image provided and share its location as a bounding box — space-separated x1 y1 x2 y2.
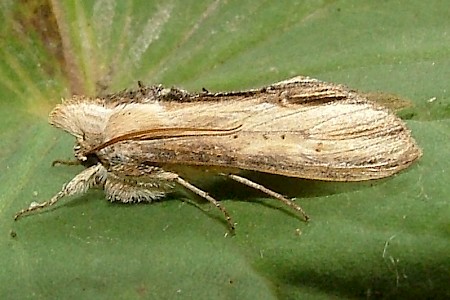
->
1 1 448 299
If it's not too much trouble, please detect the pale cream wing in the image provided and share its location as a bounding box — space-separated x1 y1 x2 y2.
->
101 94 421 181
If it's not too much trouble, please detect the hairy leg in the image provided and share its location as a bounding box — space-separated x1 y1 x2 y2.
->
14 164 107 220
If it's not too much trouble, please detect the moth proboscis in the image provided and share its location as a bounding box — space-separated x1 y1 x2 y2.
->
15 76 422 232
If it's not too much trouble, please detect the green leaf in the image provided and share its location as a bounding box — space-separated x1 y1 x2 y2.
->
1 1 449 299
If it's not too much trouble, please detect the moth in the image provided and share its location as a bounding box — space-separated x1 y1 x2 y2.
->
15 76 422 231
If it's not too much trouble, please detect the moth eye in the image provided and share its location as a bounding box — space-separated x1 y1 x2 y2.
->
81 153 100 167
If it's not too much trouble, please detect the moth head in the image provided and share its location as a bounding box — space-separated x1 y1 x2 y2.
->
49 96 111 157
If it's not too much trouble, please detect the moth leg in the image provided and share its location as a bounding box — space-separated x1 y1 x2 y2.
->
14 164 107 220
227 174 310 221
52 159 80 166
174 176 235 232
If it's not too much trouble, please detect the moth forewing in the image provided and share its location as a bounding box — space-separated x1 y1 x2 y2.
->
98 80 420 181
15 76 422 231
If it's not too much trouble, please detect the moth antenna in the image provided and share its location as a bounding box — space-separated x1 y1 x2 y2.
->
89 125 242 154
174 176 235 233
227 174 310 221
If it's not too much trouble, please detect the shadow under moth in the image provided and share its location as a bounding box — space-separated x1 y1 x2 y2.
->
15 76 422 232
